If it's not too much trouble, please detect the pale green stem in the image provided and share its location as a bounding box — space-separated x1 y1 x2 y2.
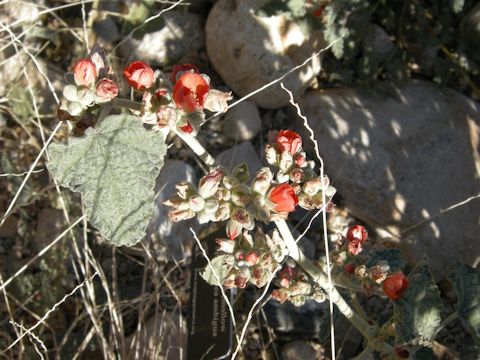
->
111 98 143 112
438 312 458 332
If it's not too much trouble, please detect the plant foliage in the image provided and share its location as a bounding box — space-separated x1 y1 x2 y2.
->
47 114 167 246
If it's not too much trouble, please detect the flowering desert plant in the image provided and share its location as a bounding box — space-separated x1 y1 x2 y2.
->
46 46 480 358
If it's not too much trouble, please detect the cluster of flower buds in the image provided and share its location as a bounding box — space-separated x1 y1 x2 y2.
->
271 261 327 306
332 224 409 300
123 62 232 135
59 48 119 118
265 130 336 211
216 229 288 289
165 133 336 238
164 164 257 237
165 130 338 295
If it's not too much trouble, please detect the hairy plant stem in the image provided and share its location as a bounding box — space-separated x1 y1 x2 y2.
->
111 98 143 112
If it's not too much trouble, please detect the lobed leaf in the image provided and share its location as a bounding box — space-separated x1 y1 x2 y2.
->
47 114 167 247
449 263 480 343
394 260 443 344
200 255 231 287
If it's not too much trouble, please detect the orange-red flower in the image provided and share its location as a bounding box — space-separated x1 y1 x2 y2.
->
171 63 199 84
276 130 302 155
383 272 409 300
123 61 155 90
269 183 298 213
73 58 97 87
173 72 209 112
346 225 368 243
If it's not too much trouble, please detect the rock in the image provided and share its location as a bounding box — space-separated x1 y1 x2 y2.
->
206 0 322 109
119 11 204 65
34 209 66 249
281 340 319 360
461 3 480 44
93 17 120 43
334 315 363 359
293 80 480 278
363 24 394 61
288 223 316 260
263 299 329 336
215 141 262 179
126 312 186 359
147 160 197 261
223 101 262 141
0 216 18 238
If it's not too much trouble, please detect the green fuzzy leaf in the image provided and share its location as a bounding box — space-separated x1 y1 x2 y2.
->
200 255 230 286
47 114 167 247
394 260 443 344
449 263 480 343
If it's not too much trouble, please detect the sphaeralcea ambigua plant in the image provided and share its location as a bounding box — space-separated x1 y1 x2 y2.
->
47 46 480 359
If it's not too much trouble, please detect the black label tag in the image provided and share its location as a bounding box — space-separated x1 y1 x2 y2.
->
187 229 233 360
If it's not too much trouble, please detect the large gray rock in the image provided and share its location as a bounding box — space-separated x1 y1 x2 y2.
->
119 11 204 64
223 100 262 141
281 341 319 360
294 81 480 278
206 0 322 109
147 160 197 261
215 141 262 179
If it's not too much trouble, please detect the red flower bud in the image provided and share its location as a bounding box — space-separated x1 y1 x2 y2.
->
173 72 209 112
276 130 302 155
346 225 368 243
348 239 363 255
383 272 409 301
394 347 410 359
344 263 356 274
95 78 119 102
123 61 155 90
269 183 298 213
226 220 242 240
170 63 199 84
235 276 247 289
179 122 193 134
73 58 97 86
245 251 259 266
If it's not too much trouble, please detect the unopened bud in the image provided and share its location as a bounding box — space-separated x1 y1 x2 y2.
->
156 105 178 128
203 199 219 214
251 167 273 195
232 163 250 183
245 251 259 266
188 195 205 212
216 238 236 254
226 220 242 240
231 184 251 207
77 88 95 107
289 168 305 183
168 209 195 222
265 144 278 165
295 152 307 167
198 168 224 198
231 207 254 230
278 151 293 171
235 276 248 289
303 178 322 196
